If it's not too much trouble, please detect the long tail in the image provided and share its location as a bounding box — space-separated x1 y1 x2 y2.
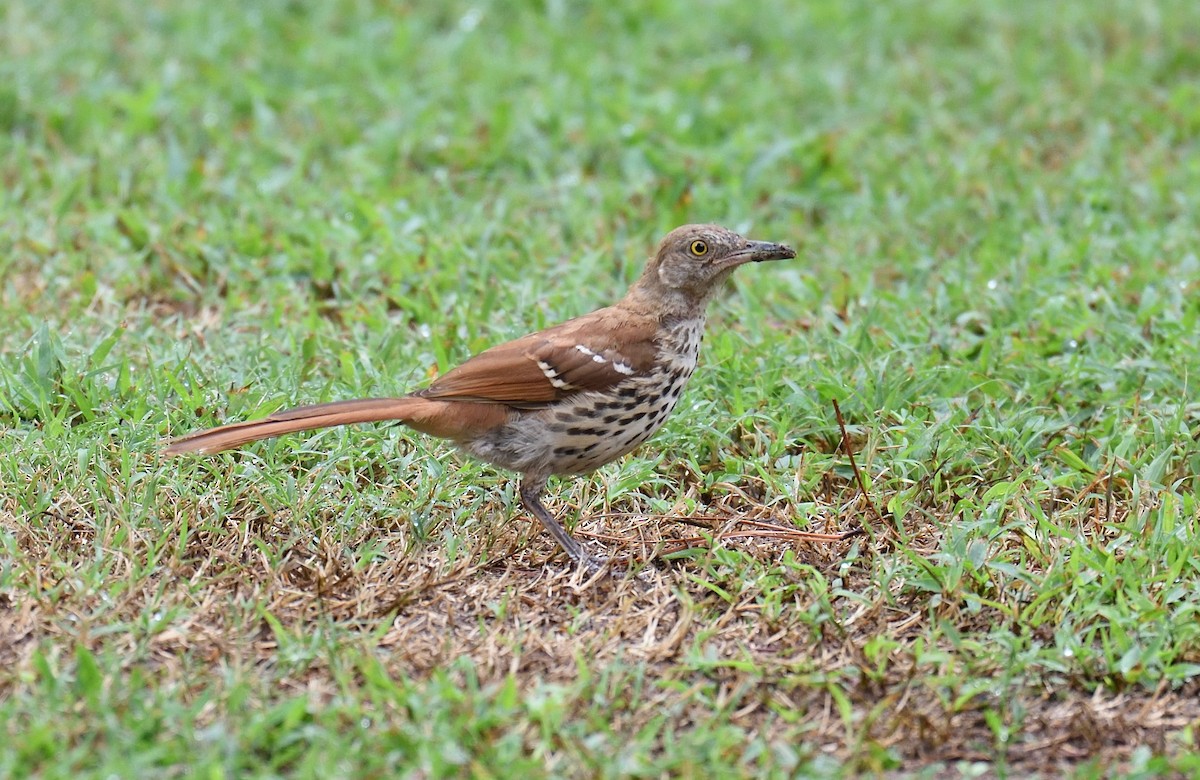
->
162 397 423 455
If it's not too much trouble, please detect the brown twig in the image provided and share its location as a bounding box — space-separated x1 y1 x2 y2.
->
832 398 885 538
590 513 862 543
580 523 862 545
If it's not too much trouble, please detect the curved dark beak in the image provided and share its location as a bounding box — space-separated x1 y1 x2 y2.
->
723 239 797 268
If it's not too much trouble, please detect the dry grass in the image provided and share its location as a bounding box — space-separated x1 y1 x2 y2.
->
4 457 1196 774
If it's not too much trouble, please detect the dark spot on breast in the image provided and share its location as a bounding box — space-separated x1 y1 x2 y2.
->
620 411 648 425
554 446 581 457
603 414 621 424
566 426 606 437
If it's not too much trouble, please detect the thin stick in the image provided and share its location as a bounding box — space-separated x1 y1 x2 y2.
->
579 526 862 545
590 513 861 541
832 398 884 535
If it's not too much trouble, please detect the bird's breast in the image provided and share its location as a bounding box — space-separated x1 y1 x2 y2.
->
461 317 708 477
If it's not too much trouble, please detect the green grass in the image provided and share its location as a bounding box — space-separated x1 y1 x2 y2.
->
3 0 1200 776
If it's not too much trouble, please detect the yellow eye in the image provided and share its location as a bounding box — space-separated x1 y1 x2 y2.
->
689 240 708 257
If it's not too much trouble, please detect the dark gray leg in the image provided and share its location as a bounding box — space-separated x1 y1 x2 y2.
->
519 476 604 569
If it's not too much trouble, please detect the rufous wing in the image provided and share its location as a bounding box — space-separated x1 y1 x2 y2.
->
416 307 659 408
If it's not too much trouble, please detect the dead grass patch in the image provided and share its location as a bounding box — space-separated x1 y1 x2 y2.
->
3 477 1197 773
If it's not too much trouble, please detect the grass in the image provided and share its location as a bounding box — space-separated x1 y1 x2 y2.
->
2 0 1199 776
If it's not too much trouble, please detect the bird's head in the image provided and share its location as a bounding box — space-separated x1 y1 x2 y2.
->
632 224 796 312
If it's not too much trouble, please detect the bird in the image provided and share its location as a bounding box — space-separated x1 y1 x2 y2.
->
164 223 850 568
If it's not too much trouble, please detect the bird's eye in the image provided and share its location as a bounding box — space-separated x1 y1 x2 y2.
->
689 240 708 257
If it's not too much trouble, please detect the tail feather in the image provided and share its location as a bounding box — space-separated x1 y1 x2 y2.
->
162 397 420 456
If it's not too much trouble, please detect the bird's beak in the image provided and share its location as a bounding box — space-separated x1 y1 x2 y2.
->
722 239 797 268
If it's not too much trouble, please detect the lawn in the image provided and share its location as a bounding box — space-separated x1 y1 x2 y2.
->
2 0 1199 776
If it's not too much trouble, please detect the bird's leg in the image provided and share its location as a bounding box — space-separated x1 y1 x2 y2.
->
519 476 605 570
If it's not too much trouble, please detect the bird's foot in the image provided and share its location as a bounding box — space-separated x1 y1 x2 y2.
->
571 550 610 575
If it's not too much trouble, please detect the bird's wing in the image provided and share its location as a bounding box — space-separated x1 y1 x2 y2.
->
416 307 659 408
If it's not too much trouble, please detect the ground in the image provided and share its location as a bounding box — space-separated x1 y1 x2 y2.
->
1 0 1199 777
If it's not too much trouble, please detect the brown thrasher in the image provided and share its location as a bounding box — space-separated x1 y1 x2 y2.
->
164 224 851 567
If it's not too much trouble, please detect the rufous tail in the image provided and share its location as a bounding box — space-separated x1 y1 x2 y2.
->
162 397 423 455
